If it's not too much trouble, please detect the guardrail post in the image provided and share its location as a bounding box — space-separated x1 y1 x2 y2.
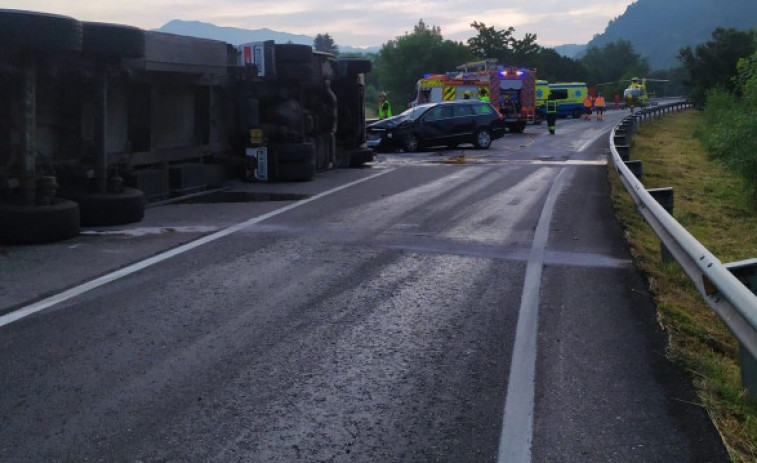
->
625 160 642 179
723 258 757 396
616 145 630 161
648 187 675 263
740 346 757 397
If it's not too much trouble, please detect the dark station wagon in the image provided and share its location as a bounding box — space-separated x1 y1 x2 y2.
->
367 100 506 152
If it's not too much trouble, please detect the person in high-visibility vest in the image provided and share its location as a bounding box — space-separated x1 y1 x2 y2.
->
546 98 558 134
583 94 594 121
378 92 392 119
478 88 490 103
595 93 606 121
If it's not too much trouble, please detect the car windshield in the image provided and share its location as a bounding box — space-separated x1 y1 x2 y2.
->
397 104 434 122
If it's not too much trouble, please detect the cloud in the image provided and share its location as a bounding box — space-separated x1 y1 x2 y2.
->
0 0 633 48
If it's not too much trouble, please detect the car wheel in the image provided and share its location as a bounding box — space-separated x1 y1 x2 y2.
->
474 129 492 149
403 135 420 152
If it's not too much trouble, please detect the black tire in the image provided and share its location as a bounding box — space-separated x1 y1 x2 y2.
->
509 122 527 134
572 108 583 119
325 132 336 170
82 22 145 57
314 134 328 172
337 59 371 75
0 9 82 52
277 162 315 182
274 143 316 181
474 129 492 148
347 147 374 167
403 134 420 152
275 142 316 163
276 62 313 82
62 187 145 226
0 199 80 244
274 44 312 63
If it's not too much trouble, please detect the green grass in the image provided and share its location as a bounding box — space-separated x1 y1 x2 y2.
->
607 110 757 462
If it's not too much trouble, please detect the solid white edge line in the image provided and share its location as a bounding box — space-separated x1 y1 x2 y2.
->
0 169 395 328
497 167 567 463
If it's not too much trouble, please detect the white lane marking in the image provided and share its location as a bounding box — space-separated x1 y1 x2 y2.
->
0 169 395 328
498 167 568 463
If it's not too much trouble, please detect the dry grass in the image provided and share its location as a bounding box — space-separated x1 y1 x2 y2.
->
607 110 757 462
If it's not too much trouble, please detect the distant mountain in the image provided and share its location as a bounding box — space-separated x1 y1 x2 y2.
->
553 44 586 59
586 0 757 70
153 20 380 55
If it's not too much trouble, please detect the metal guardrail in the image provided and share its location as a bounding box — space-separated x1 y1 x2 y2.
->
609 102 757 396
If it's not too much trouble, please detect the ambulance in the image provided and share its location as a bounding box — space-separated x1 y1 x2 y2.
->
536 82 590 119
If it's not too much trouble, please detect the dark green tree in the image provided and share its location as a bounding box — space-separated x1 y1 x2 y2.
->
532 48 588 82
509 33 541 67
581 40 649 87
313 33 339 55
467 22 514 62
678 27 757 106
466 22 540 67
373 20 473 112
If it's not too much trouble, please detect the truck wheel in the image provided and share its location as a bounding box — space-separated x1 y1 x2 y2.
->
337 59 372 75
572 108 583 119
62 188 145 226
276 142 316 163
0 10 82 52
82 22 145 57
277 162 316 182
474 129 492 148
274 143 316 181
0 199 80 244
276 62 313 82
347 147 374 167
274 44 312 63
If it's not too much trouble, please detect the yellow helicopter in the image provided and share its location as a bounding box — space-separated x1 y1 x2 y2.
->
598 77 669 113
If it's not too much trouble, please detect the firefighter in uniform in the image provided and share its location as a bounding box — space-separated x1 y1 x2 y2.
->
478 88 490 103
595 93 606 121
378 92 392 119
583 93 594 121
546 97 558 135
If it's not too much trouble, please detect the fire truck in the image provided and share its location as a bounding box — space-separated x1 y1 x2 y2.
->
414 64 536 133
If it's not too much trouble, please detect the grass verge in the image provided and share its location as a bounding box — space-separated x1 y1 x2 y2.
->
607 109 757 462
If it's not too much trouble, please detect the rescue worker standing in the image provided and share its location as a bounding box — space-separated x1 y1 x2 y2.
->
545 97 558 135
378 92 392 119
595 93 606 121
463 91 472 100
478 88 490 103
583 93 594 121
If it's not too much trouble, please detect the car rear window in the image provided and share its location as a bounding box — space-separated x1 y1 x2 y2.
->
472 103 494 115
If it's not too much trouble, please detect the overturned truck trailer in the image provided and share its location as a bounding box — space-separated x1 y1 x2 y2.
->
0 9 373 244
234 41 373 182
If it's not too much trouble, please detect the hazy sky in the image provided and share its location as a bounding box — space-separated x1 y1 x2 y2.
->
1 0 636 48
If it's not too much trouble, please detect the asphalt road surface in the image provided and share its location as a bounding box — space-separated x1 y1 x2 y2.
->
0 108 729 462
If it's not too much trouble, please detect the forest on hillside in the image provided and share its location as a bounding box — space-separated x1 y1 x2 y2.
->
588 0 757 69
